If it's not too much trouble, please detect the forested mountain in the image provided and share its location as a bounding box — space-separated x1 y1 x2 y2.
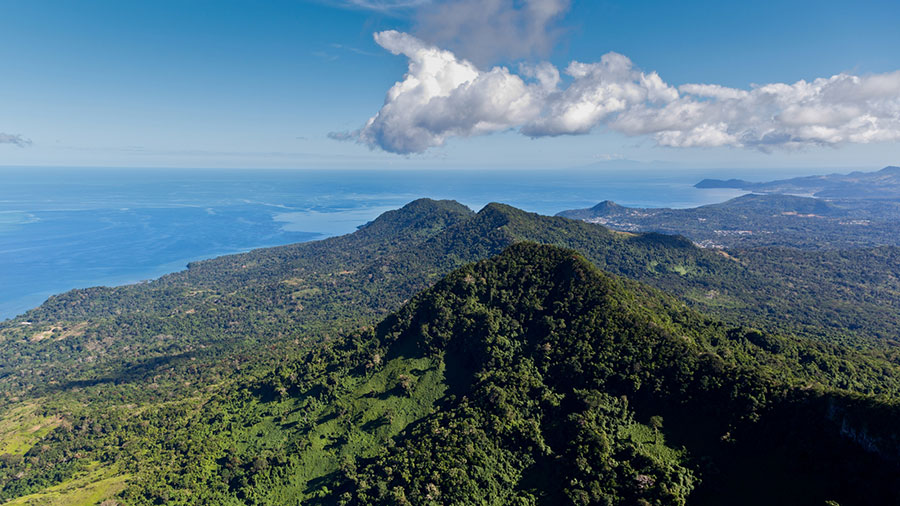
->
1 200 899 504
321 243 900 505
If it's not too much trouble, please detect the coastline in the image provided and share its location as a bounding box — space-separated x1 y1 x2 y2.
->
0 238 324 322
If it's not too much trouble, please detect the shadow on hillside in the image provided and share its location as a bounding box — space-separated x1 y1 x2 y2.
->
38 351 199 395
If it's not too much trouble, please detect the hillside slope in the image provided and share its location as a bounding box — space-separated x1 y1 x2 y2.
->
299 244 900 505
2 200 900 503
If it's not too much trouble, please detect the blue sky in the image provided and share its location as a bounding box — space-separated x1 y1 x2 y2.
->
1 0 898 171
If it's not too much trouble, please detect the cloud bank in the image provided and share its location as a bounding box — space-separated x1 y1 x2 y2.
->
335 31 900 154
0 133 32 147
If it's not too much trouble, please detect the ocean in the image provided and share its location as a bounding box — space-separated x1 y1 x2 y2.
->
0 165 770 320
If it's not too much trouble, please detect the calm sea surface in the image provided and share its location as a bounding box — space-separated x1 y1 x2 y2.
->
0 166 783 320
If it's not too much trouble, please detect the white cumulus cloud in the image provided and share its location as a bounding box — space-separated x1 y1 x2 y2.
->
333 31 900 154
617 71 900 149
521 54 679 137
351 30 541 154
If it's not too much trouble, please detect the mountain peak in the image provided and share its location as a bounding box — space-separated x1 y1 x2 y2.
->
556 201 626 220
590 200 623 213
475 202 529 223
356 198 473 237
478 202 520 214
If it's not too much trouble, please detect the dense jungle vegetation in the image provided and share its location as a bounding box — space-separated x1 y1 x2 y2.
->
0 199 898 504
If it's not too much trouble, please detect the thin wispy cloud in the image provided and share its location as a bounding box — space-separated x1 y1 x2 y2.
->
0 133 32 147
325 0 430 12
327 131 356 141
330 43 380 57
332 31 900 154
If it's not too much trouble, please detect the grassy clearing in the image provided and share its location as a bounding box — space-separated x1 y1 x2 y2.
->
239 354 448 503
2 463 127 506
647 261 693 277
620 422 684 467
685 289 745 310
28 322 89 343
0 404 61 456
290 288 322 299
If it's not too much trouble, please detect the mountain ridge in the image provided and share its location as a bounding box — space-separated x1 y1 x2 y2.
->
557 192 900 249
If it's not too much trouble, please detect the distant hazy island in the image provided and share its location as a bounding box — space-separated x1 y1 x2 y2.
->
695 165 900 198
560 166 900 249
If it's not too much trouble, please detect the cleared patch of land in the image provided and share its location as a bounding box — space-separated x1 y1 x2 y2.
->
0 404 61 456
2 463 127 506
